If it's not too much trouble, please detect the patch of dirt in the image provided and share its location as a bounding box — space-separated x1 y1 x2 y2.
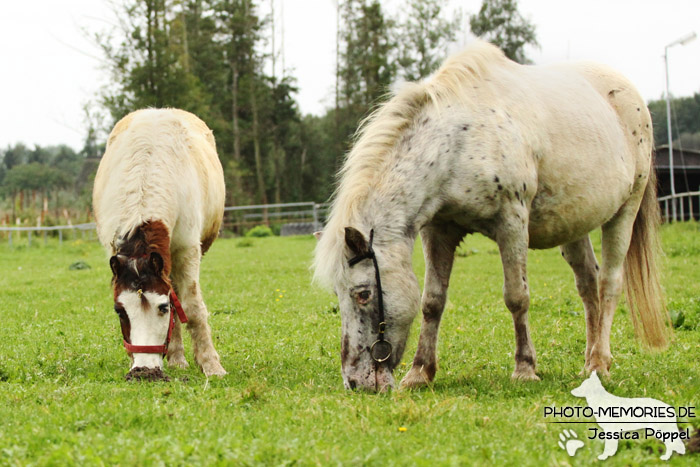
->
125 366 170 382
688 428 700 453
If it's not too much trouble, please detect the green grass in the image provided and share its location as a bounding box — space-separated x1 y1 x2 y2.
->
0 224 698 465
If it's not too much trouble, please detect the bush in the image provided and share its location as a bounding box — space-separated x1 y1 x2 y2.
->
245 225 274 238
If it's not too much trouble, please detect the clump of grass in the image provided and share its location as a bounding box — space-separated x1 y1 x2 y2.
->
245 225 274 238
0 224 697 464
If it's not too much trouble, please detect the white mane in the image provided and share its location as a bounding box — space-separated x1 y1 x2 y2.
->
312 41 508 289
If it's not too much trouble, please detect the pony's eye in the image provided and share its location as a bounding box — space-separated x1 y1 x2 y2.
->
158 303 170 314
357 290 371 304
114 304 125 316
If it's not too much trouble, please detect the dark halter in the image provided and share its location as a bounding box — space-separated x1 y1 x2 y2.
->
347 229 392 363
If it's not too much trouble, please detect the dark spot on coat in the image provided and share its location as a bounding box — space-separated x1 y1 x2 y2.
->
494 175 500 183
429 161 435 167
632 130 637 136
523 183 527 192
639 138 643 144
341 334 349 364
515 191 520 201
637 107 640 111
497 184 503 190
462 124 469 131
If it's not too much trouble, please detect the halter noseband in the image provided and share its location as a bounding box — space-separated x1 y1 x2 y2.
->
122 287 188 356
348 229 392 364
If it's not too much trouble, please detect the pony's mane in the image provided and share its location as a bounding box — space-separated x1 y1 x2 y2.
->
313 41 508 289
113 220 172 277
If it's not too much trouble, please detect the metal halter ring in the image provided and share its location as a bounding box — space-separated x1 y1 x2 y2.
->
370 339 392 363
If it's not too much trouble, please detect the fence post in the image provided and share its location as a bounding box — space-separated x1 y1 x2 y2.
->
680 195 684 221
43 231 47 245
28 231 32 247
312 203 319 230
59 229 63 245
689 194 694 221
8 231 12 248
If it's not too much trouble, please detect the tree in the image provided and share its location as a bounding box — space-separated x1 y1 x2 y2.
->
335 0 396 161
469 0 538 64
397 0 462 81
647 93 700 148
98 0 209 121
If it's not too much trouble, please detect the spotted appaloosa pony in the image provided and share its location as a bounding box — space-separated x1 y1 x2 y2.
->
93 108 226 379
313 41 670 392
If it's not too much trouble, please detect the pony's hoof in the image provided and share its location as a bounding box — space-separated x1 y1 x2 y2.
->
167 355 189 369
511 369 540 381
399 366 432 389
584 359 610 377
202 360 227 377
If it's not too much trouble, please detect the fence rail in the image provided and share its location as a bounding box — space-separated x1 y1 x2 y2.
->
0 222 96 247
658 191 700 223
0 203 330 247
1 193 697 248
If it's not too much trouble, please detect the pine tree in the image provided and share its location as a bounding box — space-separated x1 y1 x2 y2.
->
469 0 538 64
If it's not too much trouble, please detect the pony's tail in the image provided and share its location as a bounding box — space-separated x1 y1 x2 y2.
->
623 162 671 349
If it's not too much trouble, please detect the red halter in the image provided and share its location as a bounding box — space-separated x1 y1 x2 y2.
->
123 289 188 355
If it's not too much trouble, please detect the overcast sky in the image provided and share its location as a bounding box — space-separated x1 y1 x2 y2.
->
1 0 698 151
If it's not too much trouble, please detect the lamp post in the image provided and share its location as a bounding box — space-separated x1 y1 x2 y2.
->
664 31 696 222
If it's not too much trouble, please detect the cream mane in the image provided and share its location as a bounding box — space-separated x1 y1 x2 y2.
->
312 41 508 289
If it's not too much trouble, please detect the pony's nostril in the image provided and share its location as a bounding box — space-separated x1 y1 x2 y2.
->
348 379 358 390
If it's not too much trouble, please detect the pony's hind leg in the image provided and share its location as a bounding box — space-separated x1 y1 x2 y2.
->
172 245 226 377
588 201 639 375
166 319 188 369
560 236 600 371
496 208 538 381
401 222 464 389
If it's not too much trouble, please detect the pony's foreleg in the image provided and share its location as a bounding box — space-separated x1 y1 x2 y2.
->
560 236 600 372
166 318 188 369
497 209 539 381
172 246 226 377
400 223 464 389
589 202 639 375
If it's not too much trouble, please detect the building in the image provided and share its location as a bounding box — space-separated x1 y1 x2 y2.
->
654 145 700 220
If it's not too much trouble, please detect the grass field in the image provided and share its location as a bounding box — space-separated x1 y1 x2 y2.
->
0 223 698 465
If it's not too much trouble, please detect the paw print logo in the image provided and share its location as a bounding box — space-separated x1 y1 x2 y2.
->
558 429 584 456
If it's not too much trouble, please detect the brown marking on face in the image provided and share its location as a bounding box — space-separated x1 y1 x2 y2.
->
341 334 350 366
115 301 132 344
110 221 173 341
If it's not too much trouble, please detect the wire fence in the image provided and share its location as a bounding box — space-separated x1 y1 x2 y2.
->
1 193 698 248
658 190 700 223
0 202 329 247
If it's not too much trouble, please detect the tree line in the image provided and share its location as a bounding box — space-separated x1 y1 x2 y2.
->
34 0 700 225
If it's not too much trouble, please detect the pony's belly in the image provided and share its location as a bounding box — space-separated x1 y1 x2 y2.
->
527 197 622 249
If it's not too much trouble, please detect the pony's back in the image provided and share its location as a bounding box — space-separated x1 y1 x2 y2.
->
93 108 225 251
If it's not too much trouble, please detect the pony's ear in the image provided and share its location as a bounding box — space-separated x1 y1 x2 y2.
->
109 254 127 277
344 227 368 256
149 252 164 276
313 231 323 241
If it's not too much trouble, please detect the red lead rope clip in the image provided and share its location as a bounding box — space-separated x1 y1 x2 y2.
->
123 288 188 356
